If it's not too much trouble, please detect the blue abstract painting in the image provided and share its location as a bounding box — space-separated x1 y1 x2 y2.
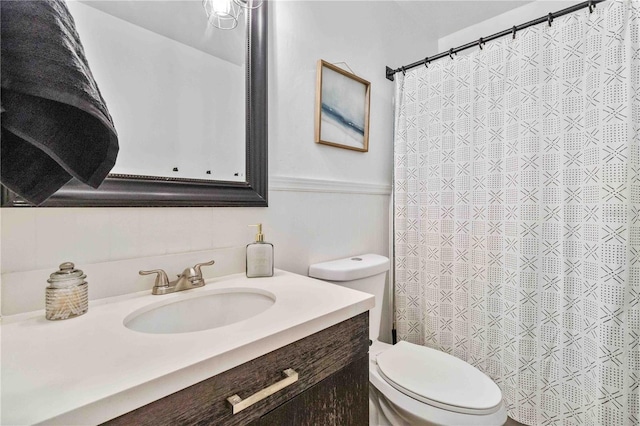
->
318 63 369 151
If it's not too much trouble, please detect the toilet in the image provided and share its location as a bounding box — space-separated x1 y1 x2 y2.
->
309 254 507 426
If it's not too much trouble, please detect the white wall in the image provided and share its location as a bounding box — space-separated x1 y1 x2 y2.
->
1 2 436 325
268 0 436 183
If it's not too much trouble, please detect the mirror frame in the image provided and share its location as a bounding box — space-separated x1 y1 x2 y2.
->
2 1 267 208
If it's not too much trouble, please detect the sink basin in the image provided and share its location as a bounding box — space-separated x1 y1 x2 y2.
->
124 288 276 334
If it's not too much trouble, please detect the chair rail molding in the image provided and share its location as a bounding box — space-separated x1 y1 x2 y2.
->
269 176 391 195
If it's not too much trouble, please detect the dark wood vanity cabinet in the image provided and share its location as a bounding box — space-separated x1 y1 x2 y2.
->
104 312 369 426
252 354 368 426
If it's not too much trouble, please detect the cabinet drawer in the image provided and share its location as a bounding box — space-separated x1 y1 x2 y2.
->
104 312 369 425
253 354 369 426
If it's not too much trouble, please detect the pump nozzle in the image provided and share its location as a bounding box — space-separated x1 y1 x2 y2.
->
249 223 264 242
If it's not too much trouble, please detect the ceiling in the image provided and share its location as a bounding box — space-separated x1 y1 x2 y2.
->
80 1 532 66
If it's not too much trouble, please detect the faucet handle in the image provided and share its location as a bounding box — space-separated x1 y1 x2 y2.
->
139 269 170 288
194 260 215 278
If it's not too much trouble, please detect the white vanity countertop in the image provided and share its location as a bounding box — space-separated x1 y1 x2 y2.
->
1 270 374 425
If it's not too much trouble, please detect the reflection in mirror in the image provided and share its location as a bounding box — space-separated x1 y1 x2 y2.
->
70 1 246 182
1 0 268 207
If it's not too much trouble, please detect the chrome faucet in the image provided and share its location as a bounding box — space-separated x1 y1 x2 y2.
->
139 260 215 295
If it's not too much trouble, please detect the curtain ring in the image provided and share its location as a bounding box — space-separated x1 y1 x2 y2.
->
424 57 429 68
449 48 454 59
512 26 517 40
548 12 553 26
478 37 484 50
401 66 406 76
588 0 594 13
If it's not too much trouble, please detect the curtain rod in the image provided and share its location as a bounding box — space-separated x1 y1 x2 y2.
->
385 0 606 81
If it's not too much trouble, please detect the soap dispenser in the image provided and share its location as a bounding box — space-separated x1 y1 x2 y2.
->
246 223 274 278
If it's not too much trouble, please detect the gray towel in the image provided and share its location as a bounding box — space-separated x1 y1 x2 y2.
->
1 0 119 205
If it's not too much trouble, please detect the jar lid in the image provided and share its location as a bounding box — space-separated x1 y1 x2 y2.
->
47 262 87 285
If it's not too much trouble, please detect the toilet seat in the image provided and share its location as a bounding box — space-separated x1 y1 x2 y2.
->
375 341 503 415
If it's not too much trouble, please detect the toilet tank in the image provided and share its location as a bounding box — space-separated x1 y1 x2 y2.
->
308 254 389 341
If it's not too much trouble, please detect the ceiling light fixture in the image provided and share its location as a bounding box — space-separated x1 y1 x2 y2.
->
233 0 262 10
202 0 262 30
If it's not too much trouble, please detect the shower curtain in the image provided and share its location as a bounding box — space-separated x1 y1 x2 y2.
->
393 1 640 424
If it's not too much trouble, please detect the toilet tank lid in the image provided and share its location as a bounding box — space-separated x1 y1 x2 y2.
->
308 254 389 281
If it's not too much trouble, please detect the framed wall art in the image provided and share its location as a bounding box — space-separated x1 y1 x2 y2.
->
315 60 370 152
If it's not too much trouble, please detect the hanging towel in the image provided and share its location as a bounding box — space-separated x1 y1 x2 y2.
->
1 0 119 205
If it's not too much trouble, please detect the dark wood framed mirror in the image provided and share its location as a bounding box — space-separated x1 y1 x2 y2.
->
1 1 267 208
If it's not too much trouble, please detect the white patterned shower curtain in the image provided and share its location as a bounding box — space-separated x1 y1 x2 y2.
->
393 1 640 424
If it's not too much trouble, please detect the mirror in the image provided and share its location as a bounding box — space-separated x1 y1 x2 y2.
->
75 1 247 183
2 0 267 207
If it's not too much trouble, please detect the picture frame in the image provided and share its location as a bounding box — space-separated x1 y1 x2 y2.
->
315 60 371 152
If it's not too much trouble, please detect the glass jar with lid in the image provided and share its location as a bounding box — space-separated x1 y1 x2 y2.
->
45 262 88 320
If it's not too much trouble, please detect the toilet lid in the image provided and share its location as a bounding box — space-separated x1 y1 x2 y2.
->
376 341 502 414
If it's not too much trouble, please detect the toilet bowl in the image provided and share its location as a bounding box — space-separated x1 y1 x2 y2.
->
309 254 507 426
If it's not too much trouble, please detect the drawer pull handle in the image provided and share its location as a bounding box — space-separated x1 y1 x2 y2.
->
227 368 299 414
